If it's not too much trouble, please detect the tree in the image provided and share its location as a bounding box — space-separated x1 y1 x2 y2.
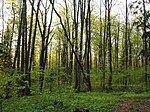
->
101 0 107 90
49 0 92 91
99 0 103 72
142 0 148 91
85 0 92 91
107 0 113 90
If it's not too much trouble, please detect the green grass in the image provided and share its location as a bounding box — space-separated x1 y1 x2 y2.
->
2 91 150 112
2 92 119 112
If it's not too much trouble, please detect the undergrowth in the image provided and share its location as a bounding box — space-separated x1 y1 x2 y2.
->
2 92 119 112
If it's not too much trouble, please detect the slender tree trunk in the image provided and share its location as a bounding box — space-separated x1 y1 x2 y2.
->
99 0 103 71
29 0 42 87
39 4 47 92
79 0 86 86
73 0 80 91
115 22 120 71
45 2 54 69
57 36 61 86
9 3 15 60
107 0 112 90
23 0 28 74
124 0 128 88
22 0 30 95
1 0 4 42
125 0 128 69
128 25 132 66
27 0 35 87
69 24 74 84
142 0 148 91
135 28 140 68
64 0 70 83
101 0 107 90
86 0 92 91
13 8 23 69
21 0 28 72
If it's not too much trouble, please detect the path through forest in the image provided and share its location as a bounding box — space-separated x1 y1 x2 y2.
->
112 98 150 112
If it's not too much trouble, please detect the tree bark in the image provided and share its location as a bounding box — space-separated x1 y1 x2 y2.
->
107 0 112 90
86 0 92 91
142 0 148 91
101 0 107 90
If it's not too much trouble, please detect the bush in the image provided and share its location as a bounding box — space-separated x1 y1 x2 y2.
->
0 68 28 98
129 85 145 94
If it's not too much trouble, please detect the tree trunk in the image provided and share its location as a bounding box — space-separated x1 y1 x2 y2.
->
27 0 35 87
123 0 128 89
86 0 92 91
99 0 103 71
13 8 23 69
115 22 119 71
29 0 42 89
107 0 112 90
142 0 148 91
73 0 80 91
101 0 107 90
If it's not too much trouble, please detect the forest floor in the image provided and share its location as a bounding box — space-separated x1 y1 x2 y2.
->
1 91 150 112
112 97 150 112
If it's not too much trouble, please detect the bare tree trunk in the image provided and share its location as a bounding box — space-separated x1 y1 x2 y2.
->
124 0 128 89
69 24 74 83
125 0 128 69
78 0 86 87
86 0 92 91
44 2 54 69
29 0 42 88
1 0 4 42
39 2 47 92
21 0 28 73
128 32 132 66
57 36 61 86
27 0 35 87
64 0 71 83
9 3 15 60
107 0 112 90
73 0 80 91
115 22 120 71
135 28 140 68
142 0 148 91
13 8 23 69
99 0 103 71
101 0 107 90
22 0 30 95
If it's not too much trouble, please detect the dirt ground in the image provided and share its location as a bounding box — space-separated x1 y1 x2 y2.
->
112 98 150 112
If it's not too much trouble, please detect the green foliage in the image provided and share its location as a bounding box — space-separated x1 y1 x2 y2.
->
2 92 119 112
111 65 150 92
129 86 145 94
122 92 150 99
0 68 28 98
129 0 150 29
0 43 12 68
2 89 150 112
